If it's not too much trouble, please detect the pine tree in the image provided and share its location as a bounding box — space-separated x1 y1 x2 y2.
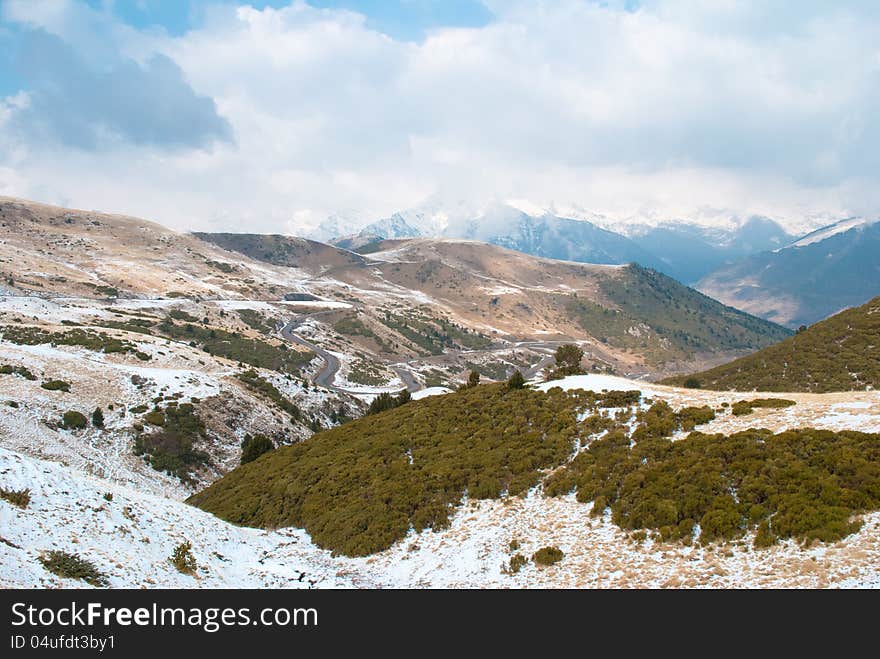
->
240 434 274 465
554 344 584 376
507 370 525 389
467 370 480 388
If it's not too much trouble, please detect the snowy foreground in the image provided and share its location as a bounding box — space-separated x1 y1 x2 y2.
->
2 373 880 589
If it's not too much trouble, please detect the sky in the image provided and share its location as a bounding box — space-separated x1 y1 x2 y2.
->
1 0 879 234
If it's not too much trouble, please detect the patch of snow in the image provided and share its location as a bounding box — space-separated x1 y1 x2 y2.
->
411 387 452 400
277 300 352 310
535 374 660 396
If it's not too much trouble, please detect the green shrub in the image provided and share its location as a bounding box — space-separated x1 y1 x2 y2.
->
61 410 87 430
683 377 701 389
0 486 30 508
236 309 273 334
39 550 108 587
366 390 411 416
41 380 70 392
732 398 796 416
192 383 880 557
508 553 528 574
240 434 274 465
676 406 715 431
547 426 880 547
754 520 778 548
507 370 525 389
0 364 36 380
91 407 105 428
597 390 641 407
532 546 564 566
142 410 166 426
552 344 585 378
169 541 198 575
134 403 209 483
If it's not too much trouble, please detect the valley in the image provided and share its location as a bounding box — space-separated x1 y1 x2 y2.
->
1 196 879 590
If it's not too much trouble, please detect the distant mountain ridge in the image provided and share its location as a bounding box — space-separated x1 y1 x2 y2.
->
698 217 880 328
321 200 796 284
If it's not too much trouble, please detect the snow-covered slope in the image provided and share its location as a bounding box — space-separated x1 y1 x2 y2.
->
788 217 880 248
4 374 880 589
4 437 880 589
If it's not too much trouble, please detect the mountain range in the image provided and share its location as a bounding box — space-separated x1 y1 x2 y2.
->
314 200 880 329
315 199 797 284
697 218 880 328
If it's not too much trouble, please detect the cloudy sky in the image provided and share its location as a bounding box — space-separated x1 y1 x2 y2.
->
1 0 879 234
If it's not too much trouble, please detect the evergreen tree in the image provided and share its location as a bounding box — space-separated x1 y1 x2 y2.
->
507 370 526 389
467 370 480 388
554 344 584 376
240 434 274 465
91 407 105 428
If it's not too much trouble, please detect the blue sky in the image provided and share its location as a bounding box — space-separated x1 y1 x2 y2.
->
0 1 878 233
74 0 492 39
1 1 493 95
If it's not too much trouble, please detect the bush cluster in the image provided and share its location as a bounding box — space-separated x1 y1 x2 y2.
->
169 541 198 575
532 546 564 566
61 410 88 430
39 550 108 587
367 390 411 416
545 426 880 547
134 403 210 483
41 380 71 392
0 486 31 508
0 364 36 380
190 384 587 556
731 398 796 416
240 434 274 465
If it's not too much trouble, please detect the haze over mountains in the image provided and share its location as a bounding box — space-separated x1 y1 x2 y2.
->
313 198 799 284
699 218 880 328
312 198 880 329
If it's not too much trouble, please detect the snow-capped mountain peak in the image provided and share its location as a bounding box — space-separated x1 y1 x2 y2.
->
788 217 880 249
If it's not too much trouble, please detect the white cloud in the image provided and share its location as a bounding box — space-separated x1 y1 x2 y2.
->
1 0 879 233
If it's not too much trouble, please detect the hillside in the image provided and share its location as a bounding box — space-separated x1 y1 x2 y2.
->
190 379 880 560
0 196 316 300
698 218 880 327
575 264 791 362
191 231 789 375
663 296 880 392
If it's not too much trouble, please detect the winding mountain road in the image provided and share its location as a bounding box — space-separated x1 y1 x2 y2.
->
280 314 569 395
280 315 343 390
